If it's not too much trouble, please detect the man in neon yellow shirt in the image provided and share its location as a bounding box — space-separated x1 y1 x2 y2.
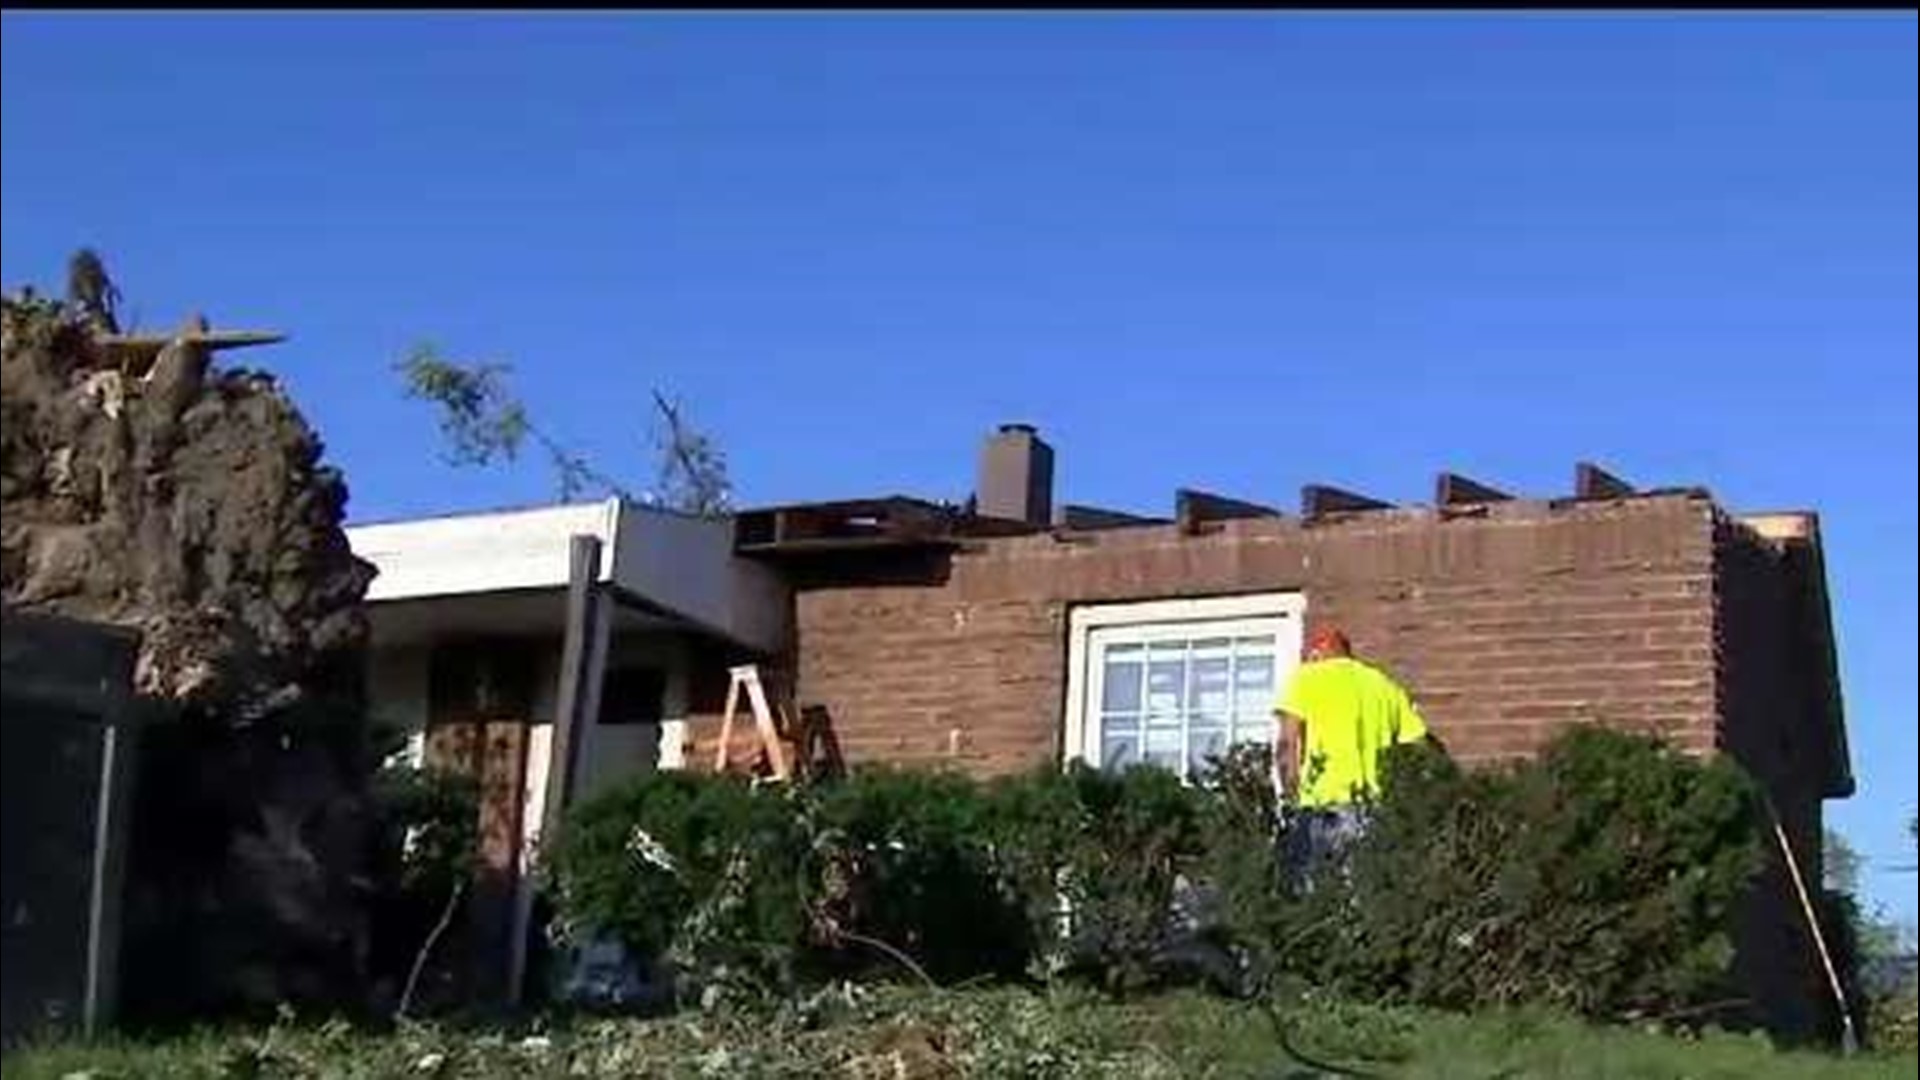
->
1273 627 1437 889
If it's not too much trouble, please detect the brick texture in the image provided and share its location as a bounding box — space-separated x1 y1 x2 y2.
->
783 494 1720 776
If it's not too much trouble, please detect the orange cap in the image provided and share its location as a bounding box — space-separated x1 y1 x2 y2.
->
1305 627 1352 660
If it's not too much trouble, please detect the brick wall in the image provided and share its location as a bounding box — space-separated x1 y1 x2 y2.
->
781 493 1720 775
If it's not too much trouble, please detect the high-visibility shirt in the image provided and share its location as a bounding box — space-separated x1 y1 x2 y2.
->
1275 657 1429 809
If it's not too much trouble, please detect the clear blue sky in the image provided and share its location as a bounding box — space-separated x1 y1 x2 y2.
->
5 14 1914 917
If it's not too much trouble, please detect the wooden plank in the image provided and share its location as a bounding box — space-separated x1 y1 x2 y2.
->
1301 484 1392 517
94 329 285 353
1575 462 1635 500
1176 489 1282 534
1435 471 1513 506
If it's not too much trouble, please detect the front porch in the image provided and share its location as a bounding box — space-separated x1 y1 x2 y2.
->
346 498 790 1003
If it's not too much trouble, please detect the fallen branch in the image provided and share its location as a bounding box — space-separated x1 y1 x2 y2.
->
398 879 467 1021
836 928 938 991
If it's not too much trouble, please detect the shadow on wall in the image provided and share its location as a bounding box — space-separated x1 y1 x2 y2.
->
785 549 955 591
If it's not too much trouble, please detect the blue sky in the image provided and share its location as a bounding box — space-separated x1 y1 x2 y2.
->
4 14 1915 917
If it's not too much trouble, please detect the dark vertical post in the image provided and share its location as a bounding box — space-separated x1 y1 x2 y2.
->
513 534 604 1005
544 534 604 839
83 719 134 1037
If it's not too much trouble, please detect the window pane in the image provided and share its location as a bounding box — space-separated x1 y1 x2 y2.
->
1235 653 1274 692
1231 714 1272 747
1101 723 1140 771
1146 651 1185 713
1142 727 1182 772
1101 652 1143 713
1190 655 1231 716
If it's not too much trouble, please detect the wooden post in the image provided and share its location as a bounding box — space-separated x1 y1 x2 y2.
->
512 534 607 1006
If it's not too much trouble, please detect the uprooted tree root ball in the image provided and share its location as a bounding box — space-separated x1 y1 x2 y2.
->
2 295 380 1022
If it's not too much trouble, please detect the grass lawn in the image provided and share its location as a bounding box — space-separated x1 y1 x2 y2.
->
4 986 1911 1079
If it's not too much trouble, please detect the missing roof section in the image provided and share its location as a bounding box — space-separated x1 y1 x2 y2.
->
733 496 1040 557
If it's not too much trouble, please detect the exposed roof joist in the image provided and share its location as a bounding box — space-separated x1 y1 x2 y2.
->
1435 471 1513 506
1176 488 1282 534
1575 462 1636 500
1301 483 1392 517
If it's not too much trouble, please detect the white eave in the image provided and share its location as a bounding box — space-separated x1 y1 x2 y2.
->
345 498 789 655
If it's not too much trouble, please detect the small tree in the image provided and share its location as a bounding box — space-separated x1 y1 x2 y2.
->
395 344 732 515
649 390 732 517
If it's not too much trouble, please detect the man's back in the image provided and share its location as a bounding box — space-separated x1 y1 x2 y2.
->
1278 656 1428 808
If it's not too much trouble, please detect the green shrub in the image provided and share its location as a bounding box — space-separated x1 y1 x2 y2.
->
806 766 1030 983
546 726 1765 1023
1302 727 1764 1022
546 770 813 999
984 763 1209 992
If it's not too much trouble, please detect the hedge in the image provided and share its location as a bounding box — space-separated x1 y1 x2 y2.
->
545 726 1765 1024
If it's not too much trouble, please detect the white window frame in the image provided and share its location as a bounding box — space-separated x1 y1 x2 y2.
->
1062 593 1306 778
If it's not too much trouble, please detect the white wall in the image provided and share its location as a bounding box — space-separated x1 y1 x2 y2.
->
570 632 690 804
366 629 689 793
348 501 620 602
609 506 790 654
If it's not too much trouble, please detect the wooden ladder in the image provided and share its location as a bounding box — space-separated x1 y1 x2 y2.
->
711 664 842 783
713 664 794 781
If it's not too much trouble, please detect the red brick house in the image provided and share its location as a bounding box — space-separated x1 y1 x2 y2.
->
352 424 1850 1034
711 423 1851 1038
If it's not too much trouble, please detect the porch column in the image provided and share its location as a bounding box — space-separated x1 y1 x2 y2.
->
509 533 610 1005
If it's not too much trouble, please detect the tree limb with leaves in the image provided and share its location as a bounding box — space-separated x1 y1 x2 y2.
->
394 344 731 516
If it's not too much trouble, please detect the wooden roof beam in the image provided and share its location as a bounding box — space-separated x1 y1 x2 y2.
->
1574 462 1636 501
1435 471 1512 507
1175 489 1282 535
1301 483 1392 517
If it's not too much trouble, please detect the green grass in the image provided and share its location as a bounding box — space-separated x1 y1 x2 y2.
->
4 987 1911 1079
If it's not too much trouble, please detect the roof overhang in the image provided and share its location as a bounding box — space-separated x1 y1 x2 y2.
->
346 499 790 655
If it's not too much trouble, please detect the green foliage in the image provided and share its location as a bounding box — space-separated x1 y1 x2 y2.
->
806 767 1030 983
1286 729 1764 1023
1053 764 1207 993
369 764 480 897
545 770 813 1001
648 390 732 518
393 345 731 514
393 345 533 469
363 764 480 1012
545 728 1766 1028
1867 986 1917 1055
